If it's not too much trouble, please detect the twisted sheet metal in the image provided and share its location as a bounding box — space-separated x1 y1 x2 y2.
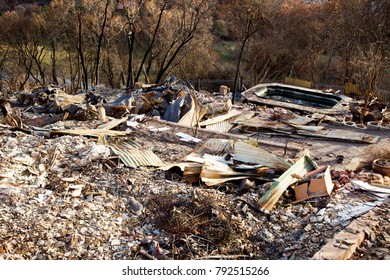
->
258 155 317 213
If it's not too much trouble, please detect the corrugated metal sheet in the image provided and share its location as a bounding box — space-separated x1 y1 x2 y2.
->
178 95 202 127
233 110 256 124
200 157 248 187
205 120 234 133
199 156 271 186
201 139 231 154
160 162 202 183
109 142 164 168
125 140 142 148
186 138 231 159
175 132 202 143
258 155 317 213
178 108 198 127
97 117 128 130
182 163 203 183
234 141 291 171
199 109 241 126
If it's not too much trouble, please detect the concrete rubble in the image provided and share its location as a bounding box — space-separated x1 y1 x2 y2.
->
0 79 389 260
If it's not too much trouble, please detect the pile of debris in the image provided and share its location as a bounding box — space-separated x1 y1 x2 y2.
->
0 79 389 260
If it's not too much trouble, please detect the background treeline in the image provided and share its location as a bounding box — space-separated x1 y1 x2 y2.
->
0 0 389 97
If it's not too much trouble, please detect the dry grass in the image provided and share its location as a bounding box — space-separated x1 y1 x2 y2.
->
148 189 233 245
361 139 390 169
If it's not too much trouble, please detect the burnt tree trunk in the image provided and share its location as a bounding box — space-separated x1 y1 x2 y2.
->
51 41 58 85
95 0 110 86
135 1 167 83
126 23 135 88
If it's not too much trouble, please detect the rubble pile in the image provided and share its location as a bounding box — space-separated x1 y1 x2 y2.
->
0 79 389 260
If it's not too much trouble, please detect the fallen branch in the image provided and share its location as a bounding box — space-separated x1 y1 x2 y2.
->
195 254 249 260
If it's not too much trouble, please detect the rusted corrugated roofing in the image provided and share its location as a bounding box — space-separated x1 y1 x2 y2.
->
109 142 164 168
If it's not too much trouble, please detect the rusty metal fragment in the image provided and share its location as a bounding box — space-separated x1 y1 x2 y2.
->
160 162 203 183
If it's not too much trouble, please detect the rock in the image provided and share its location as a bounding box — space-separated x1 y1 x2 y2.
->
128 196 144 216
111 239 121 246
261 229 274 242
304 224 313 232
364 228 377 242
